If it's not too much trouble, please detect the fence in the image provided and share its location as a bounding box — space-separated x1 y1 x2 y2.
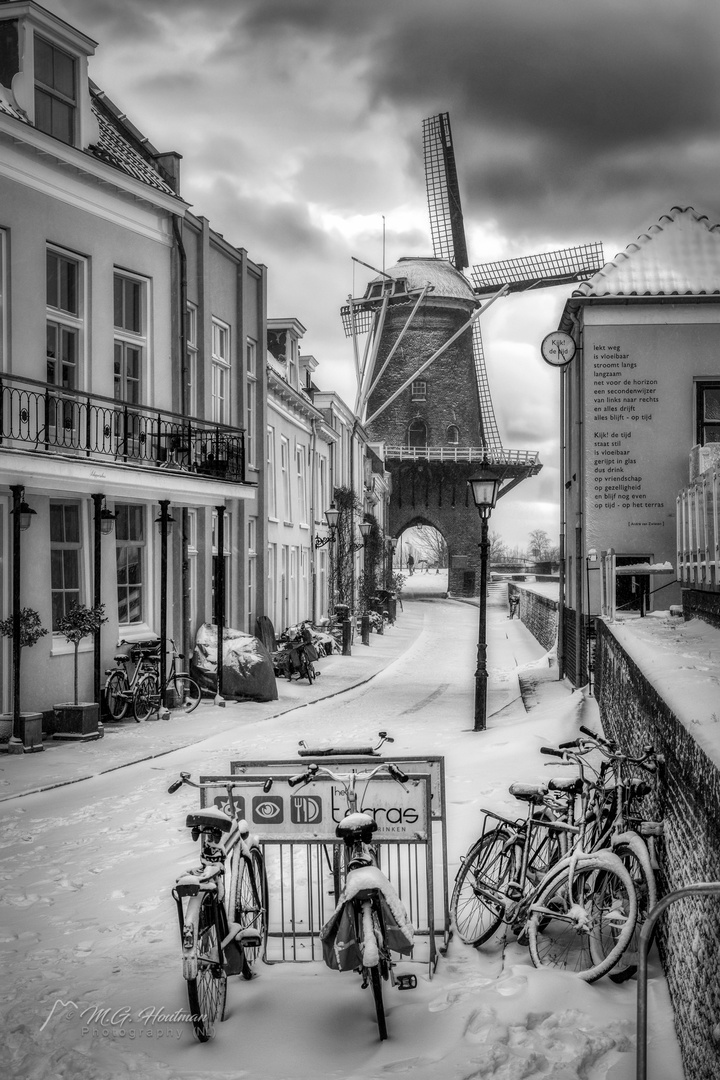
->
677 468 720 586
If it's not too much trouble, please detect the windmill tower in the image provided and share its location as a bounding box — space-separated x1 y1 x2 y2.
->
342 113 604 595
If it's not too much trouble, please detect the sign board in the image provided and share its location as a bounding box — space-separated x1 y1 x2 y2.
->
230 756 445 819
201 772 430 843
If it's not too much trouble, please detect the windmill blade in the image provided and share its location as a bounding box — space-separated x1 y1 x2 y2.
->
472 319 503 453
470 242 604 296
423 113 469 271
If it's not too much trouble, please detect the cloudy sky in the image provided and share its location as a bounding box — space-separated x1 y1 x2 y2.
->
54 0 720 549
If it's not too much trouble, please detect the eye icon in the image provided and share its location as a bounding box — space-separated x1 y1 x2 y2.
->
252 795 283 824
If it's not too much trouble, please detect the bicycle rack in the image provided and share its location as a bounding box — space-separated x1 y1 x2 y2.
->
637 880 720 1080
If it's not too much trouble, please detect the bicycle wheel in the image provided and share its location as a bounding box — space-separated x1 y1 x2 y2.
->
232 848 268 976
527 856 637 983
172 674 202 713
133 673 159 722
610 838 656 979
369 964 387 1041
186 893 227 1041
304 656 315 684
450 828 517 946
104 671 129 720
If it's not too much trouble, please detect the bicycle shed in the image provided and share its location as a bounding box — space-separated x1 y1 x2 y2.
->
199 755 448 977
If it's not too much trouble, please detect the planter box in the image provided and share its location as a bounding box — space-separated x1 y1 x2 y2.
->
52 702 103 741
0 712 44 753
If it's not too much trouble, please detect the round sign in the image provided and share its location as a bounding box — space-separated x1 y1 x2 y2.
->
541 331 576 367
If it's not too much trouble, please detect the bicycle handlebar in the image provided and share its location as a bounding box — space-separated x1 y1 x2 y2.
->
288 761 409 789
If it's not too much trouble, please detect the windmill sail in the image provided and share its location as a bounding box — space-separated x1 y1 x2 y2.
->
471 243 604 296
423 113 469 271
472 320 503 453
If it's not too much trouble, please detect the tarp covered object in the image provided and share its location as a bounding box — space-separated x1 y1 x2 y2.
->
191 623 278 701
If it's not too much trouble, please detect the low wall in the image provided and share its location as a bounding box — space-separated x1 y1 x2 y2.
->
596 620 720 1080
508 583 558 653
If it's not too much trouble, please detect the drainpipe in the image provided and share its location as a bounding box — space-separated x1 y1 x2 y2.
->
172 215 191 662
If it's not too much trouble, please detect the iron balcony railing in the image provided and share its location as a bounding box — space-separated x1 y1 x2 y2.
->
384 445 540 466
0 372 246 483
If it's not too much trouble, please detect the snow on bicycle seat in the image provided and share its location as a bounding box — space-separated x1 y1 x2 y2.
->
548 777 584 795
508 782 548 803
336 811 378 840
298 745 377 757
185 807 235 832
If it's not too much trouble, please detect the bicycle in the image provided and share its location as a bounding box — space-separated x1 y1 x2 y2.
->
450 776 638 982
168 772 268 1042
104 639 161 722
289 760 416 1040
132 638 203 721
277 623 320 684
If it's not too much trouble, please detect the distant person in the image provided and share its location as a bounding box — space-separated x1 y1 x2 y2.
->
407 554 414 575
509 594 520 619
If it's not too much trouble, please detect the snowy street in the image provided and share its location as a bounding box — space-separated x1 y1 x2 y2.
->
0 586 684 1080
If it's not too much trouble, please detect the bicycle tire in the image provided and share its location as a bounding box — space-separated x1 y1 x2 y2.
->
232 848 268 975
304 657 315 684
369 964 387 1040
527 855 637 982
133 672 159 722
610 838 657 977
172 674 202 713
104 670 129 720
186 893 227 1041
450 827 518 946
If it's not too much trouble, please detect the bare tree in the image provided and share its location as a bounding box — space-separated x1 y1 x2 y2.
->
528 529 552 561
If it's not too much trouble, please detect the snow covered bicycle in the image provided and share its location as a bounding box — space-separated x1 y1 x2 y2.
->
288 761 415 1040
451 775 638 982
168 773 268 1042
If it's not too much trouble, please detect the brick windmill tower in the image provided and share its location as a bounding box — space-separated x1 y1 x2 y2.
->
343 113 604 595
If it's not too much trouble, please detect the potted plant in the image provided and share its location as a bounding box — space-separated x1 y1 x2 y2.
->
0 607 48 753
52 602 108 741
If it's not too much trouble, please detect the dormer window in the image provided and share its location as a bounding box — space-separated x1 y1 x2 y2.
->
34 35 76 145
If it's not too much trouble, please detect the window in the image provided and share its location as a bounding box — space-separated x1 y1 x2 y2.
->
280 437 292 521
186 303 198 417
47 248 83 441
246 338 257 467
50 501 81 628
296 444 308 524
187 509 198 638
247 516 257 633
411 380 427 401
697 382 720 445
34 35 76 145
267 542 277 625
115 505 145 624
446 424 460 445
114 273 145 405
317 455 328 522
0 229 6 368
211 319 230 424
407 419 428 447
267 426 277 518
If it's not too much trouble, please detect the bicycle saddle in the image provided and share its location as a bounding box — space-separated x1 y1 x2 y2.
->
336 811 377 841
508 782 547 803
185 807 234 833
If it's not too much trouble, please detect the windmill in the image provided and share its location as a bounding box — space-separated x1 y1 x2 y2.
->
343 112 604 478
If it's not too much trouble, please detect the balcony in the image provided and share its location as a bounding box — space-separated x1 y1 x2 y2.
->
677 467 720 588
0 373 246 484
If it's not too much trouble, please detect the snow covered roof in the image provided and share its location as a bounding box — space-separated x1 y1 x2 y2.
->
370 257 477 302
572 206 720 299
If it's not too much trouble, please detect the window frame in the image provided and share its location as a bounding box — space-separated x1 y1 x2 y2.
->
34 33 77 145
267 425 278 519
411 379 427 401
246 337 257 468
186 302 198 417
280 436 292 523
115 504 147 629
50 499 83 632
696 381 720 446
46 247 86 434
211 318 230 425
113 271 147 405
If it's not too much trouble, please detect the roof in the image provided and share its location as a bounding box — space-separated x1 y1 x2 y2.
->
371 257 476 302
572 206 720 299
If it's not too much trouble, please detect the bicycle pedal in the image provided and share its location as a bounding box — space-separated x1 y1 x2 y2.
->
396 974 417 990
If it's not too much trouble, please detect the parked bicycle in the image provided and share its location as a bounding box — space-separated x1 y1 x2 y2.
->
104 639 161 722
277 623 320 684
450 770 639 982
107 638 202 722
289 760 416 1040
168 772 268 1042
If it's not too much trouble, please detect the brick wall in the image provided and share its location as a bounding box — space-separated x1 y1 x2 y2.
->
508 584 558 652
596 620 720 1080
682 586 720 631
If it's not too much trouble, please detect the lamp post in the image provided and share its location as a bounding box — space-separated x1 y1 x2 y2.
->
315 503 339 615
92 494 116 708
469 471 500 731
9 485 35 743
155 501 175 714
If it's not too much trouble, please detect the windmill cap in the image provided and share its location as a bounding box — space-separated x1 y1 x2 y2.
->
370 257 476 302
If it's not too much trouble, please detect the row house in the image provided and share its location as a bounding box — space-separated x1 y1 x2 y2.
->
0 1 257 719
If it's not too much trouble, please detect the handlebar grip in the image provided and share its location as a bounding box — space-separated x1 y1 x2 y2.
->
558 739 581 749
540 746 564 758
389 764 409 783
288 772 309 788
167 779 183 794
579 724 600 739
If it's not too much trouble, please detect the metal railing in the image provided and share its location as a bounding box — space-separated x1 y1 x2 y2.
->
0 372 246 482
677 468 720 586
384 445 540 466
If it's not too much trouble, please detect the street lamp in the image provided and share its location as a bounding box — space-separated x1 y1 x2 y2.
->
314 502 339 548
352 520 372 551
469 470 501 731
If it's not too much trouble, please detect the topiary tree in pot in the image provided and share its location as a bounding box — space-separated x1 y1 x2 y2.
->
0 607 48 751
52 602 108 741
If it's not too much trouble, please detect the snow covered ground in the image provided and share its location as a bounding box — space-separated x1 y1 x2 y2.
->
0 591 685 1079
